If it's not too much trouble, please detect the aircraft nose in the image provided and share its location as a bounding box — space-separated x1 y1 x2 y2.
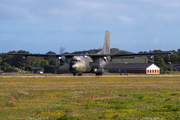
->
69 64 76 71
72 65 76 69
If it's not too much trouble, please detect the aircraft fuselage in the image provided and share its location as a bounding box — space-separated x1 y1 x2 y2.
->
69 55 108 75
69 56 91 73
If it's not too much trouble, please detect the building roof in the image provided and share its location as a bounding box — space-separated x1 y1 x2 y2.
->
146 64 160 70
105 63 157 70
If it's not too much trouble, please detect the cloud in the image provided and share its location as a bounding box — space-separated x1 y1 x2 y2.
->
120 37 166 45
116 16 135 25
156 13 180 22
0 0 179 26
152 37 159 44
0 3 38 22
163 2 180 8
0 33 10 42
152 37 167 45
0 1 135 24
76 1 106 11
61 27 74 33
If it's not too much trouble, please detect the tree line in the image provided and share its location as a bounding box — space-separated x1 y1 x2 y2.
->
0 48 180 73
0 50 57 73
139 49 180 72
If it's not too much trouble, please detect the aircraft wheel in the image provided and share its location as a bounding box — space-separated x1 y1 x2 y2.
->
78 74 82 76
96 73 100 76
99 72 103 76
73 73 76 76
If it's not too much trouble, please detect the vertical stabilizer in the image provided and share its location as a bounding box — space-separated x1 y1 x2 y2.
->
98 31 110 54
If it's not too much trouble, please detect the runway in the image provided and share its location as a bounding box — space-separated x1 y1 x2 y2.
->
1 75 180 77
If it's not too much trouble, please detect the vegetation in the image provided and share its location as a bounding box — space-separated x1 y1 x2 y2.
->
140 49 180 73
0 76 180 119
0 50 57 73
0 48 180 73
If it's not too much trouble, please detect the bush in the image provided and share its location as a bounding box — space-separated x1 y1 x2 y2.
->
6 66 19 72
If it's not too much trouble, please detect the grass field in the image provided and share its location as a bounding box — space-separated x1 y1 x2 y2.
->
0 76 180 120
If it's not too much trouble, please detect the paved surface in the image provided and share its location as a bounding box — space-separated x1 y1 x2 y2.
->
1 75 180 77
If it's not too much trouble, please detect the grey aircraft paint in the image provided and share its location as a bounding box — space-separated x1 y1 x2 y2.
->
69 31 111 75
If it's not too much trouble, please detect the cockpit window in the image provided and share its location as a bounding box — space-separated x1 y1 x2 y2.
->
70 59 81 63
70 60 76 63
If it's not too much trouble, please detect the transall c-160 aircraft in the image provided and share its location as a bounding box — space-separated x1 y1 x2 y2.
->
9 31 172 76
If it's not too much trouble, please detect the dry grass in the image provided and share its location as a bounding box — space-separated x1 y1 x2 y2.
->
0 76 180 119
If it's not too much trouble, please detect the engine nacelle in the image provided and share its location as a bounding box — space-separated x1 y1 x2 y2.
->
93 68 104 73
58 56 66 62
103 56 111 62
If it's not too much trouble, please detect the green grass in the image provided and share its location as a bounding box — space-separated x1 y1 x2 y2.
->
0 77 180 119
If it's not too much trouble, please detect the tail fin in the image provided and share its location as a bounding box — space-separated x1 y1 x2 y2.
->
98 31 110 54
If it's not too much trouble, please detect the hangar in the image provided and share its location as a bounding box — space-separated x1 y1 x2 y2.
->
104 63 160 74
166 63 180 71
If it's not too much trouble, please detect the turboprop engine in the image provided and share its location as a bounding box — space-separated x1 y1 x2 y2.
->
103 56 111 62
56 56 66 68
58 56 66 62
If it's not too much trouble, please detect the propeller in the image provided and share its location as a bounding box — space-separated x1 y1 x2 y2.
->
56 47 66 68
103 56 111 63
60 46 66 54
103 57 108 62
59 46 66 62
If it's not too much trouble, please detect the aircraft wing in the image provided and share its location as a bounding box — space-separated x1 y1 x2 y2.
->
7 53 77 59
110 52 172 59
87 52 172 59
8 52 172 59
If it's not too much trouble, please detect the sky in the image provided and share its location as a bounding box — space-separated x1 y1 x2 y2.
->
0 0 180 54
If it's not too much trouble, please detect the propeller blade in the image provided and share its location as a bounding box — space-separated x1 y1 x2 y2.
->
60 47 66 54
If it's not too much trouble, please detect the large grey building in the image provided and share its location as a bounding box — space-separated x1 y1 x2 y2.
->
112 56 148 63
110 49 148 63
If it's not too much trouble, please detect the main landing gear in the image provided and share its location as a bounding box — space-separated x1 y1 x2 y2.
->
73 73 82 76
96 72 103 76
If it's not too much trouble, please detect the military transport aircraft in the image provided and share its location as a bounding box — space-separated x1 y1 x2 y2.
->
8 31 172 76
